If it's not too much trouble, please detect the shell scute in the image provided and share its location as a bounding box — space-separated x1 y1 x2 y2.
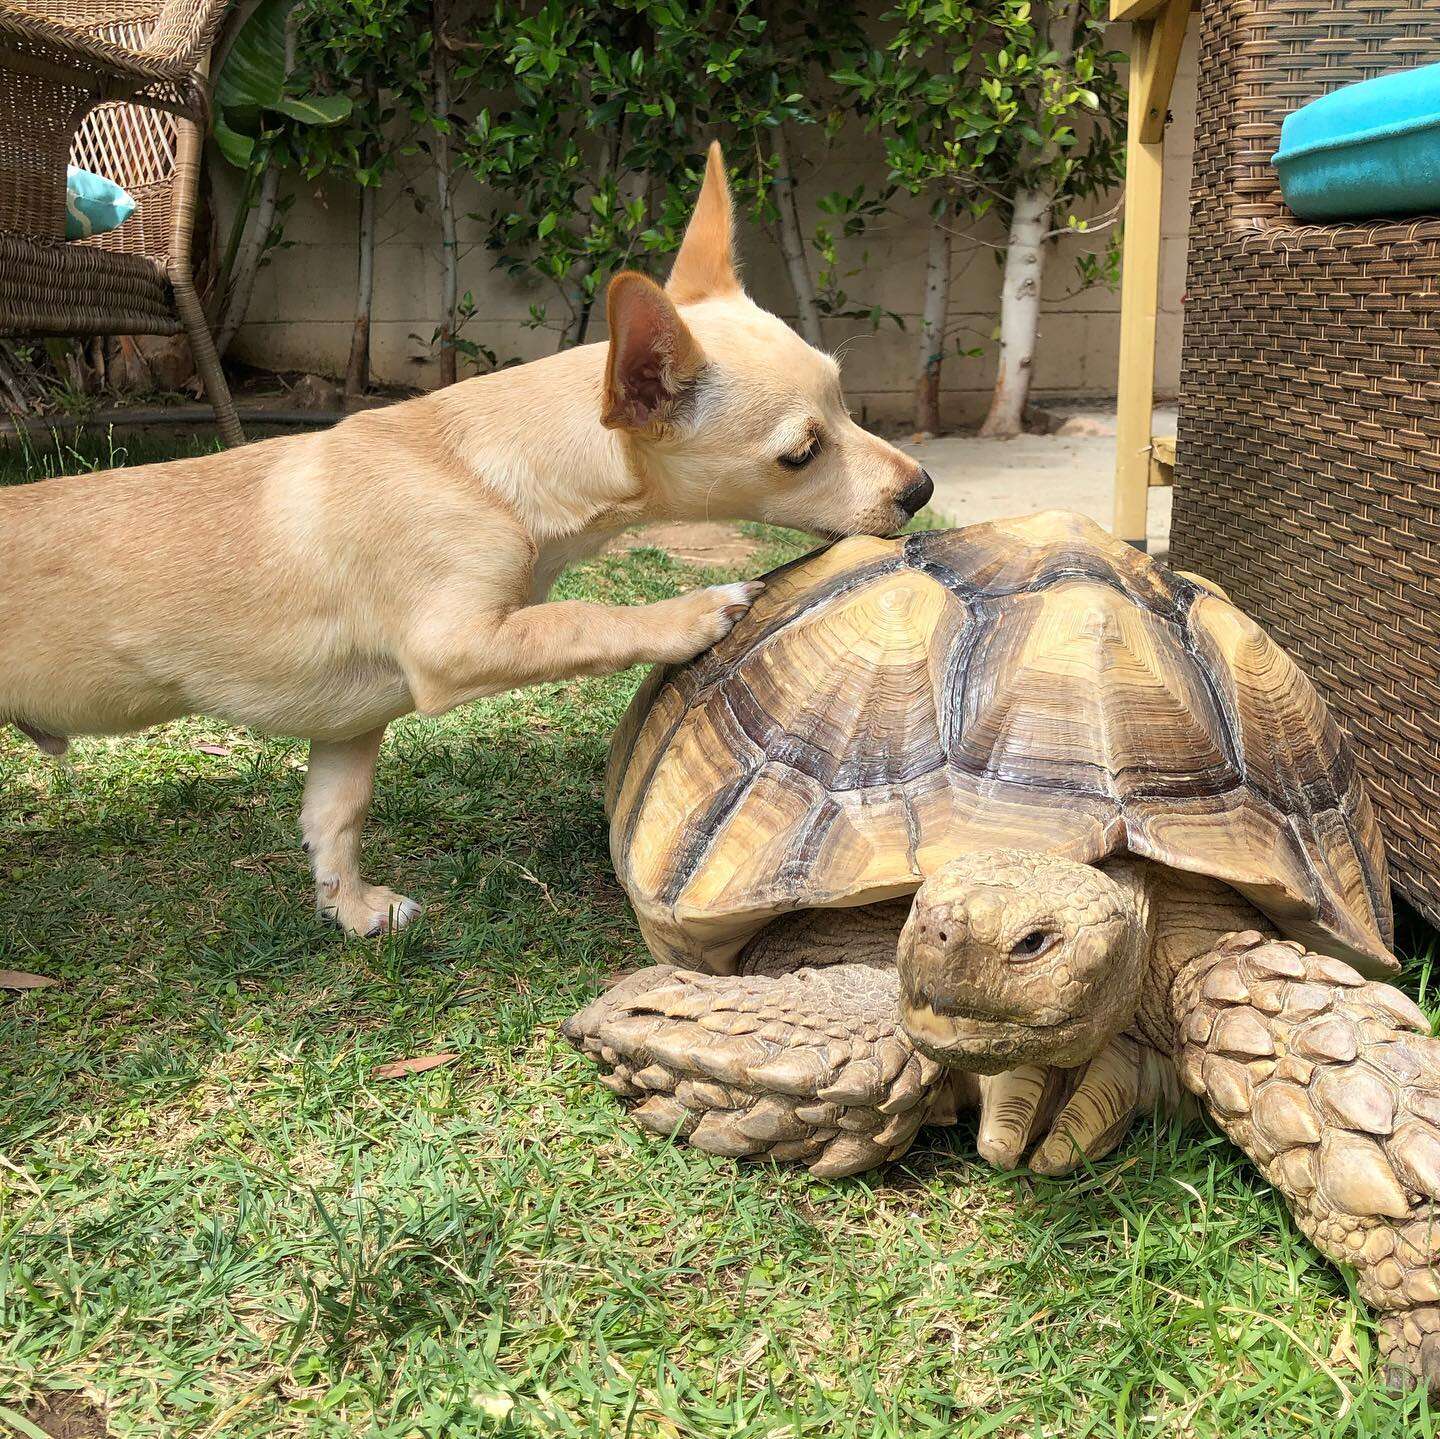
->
946 583 1241 802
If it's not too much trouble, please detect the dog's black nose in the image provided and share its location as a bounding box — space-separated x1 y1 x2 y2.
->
898 470 935 517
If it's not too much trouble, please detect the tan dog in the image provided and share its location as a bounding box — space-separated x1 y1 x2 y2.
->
1 143 932 934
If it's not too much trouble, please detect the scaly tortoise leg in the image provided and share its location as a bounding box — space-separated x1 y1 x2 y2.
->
1172 932 1440 1393
1023 1036 1185 1177
973 1038 1183 1176
563 964 1153 1178
562 963 957 1177
971 1045 1159 1174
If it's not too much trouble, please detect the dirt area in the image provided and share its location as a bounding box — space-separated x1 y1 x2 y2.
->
22 1393 110 1438
610 520 761 568
903 404 1177 557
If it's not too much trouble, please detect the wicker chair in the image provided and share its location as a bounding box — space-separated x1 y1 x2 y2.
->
0 0 242 444
1170 0 1440 925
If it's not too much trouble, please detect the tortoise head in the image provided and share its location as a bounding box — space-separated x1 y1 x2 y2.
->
897 850 1147 1074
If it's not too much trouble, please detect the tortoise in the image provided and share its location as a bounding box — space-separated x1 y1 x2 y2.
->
564 510 1440 1391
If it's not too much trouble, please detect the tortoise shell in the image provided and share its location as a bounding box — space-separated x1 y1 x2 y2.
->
607 511 1396 977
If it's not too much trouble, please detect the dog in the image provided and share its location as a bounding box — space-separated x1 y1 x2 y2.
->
1 143 934 935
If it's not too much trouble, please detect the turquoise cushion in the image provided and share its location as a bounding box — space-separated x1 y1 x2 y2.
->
1273 62 1440 221
65 165 136 240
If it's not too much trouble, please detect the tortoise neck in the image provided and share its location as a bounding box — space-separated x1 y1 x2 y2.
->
1094 857 1161 1045
1131 861 1277 1054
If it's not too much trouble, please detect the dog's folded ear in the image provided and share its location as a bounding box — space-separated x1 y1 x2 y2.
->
666 140 741 305
601 271 705 432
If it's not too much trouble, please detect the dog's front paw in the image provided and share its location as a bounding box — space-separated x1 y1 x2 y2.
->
320 883 422 938
668 580 765 660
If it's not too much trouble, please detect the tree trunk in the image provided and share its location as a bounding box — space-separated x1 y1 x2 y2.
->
217 9 299 358
914 217 952 435
978 185 1052 439
345 177 377 404
0 341 33 413
432 0 458 386
573 163 644 348
561 127 640 350
216 158 279 358
977 1 1082 439
771 123 823 348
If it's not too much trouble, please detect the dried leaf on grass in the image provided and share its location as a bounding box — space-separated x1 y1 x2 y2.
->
371 1052 458 1079
0 970 58 990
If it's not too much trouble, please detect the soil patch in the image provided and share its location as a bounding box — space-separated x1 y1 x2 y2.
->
612 521 759 569
23 1393 109 1439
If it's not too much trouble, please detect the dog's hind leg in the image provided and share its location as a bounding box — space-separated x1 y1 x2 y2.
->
301 725 420 936
14 721 69 756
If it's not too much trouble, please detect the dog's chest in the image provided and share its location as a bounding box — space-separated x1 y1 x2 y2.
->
531 527 627 601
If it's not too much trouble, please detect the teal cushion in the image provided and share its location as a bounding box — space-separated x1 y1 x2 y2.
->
1273 62 1440 221
65 165 136 240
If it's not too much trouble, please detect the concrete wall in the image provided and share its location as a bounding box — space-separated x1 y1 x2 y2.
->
228 27 1198 428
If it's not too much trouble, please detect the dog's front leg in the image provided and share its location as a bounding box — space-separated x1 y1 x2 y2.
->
404 580 763 715
301 726 420 936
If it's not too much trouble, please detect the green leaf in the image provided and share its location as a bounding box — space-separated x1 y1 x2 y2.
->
537 211 557 238
212 112 256 168
212 0 354 159
214 0 293 125
0 1407 53 1439
273 94 353 126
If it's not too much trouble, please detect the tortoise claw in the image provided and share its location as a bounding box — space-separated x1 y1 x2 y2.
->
970 1040 1180 1177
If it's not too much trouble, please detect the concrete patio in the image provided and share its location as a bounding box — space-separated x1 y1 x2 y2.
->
904 404 1177 557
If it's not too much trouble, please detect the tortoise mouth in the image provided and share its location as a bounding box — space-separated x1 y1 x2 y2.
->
901 1001 1085 1074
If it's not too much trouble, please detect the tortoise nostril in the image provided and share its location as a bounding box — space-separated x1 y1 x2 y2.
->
938 930 948 943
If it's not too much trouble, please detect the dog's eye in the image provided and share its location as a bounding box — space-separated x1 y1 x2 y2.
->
1010 930 1056 960
778 436 820 470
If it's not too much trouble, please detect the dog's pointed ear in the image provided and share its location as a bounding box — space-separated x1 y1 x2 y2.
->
666 141 740 305
601 271 704 431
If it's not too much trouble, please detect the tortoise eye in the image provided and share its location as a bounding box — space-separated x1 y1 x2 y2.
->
779 435 820 470
1010 929 1057 960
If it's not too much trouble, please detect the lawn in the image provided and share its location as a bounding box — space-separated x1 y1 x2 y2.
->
1 431 1437 1439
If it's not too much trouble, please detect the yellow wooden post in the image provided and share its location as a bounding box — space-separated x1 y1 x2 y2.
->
1110 0 1172 18
1111 0 1192 549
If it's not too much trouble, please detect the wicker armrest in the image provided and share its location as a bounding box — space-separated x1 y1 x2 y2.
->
0 1 226 119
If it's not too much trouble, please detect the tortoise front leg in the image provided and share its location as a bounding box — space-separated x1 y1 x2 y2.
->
562 963 959 1177
1173 932 1440 1393
1012 1036 1184 1177
563 964 1154 1178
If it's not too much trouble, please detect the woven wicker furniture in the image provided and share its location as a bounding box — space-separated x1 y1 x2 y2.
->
0 0 241 444
1170 0 1440 925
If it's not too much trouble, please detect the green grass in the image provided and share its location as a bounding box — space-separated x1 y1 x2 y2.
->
2 434 1437 1438
0 427 223 486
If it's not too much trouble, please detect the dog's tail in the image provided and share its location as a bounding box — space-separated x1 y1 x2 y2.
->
13 721 68 757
